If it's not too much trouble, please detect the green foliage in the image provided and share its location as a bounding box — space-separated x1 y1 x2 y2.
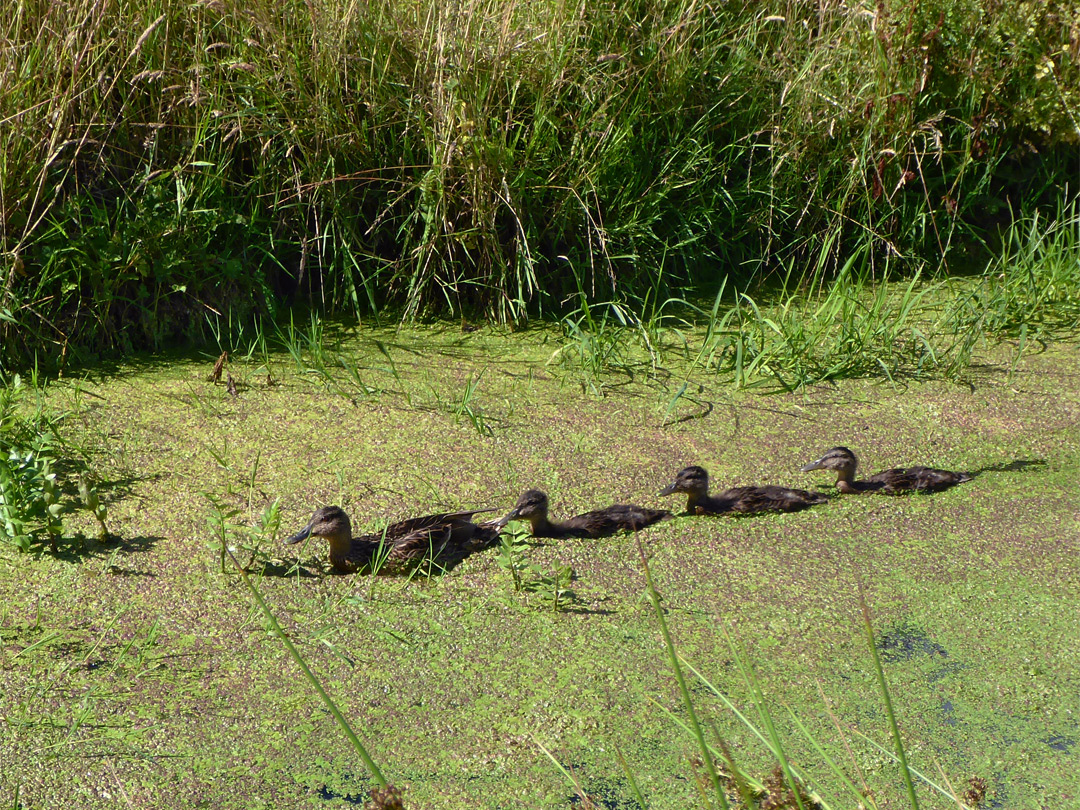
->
0 375 66 551
497 525 576 611
0 447 62 552
0 374 110 552
204 493 281 572
2 0 1078 368
697 263 972 390
548 252 991 391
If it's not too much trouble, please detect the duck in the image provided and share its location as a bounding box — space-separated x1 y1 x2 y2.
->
800 446 973 495
501 489 672 538
285 505 503 574
659 465 828 515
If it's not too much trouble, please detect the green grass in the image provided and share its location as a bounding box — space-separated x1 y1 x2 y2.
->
949 199 1080 341
1 314 1078 807
2 0 1079 368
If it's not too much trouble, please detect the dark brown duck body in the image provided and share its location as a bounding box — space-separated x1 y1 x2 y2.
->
660 466 828 515
502 489 671 539
286 505 502 574
800 447 972 495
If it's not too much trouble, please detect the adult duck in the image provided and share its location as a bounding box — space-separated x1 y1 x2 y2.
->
501 489 671 538
659 466 828 515
286 505 503 574
800 446 972 495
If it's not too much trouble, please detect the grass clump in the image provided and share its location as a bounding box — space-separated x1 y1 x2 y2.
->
949 200 1080 340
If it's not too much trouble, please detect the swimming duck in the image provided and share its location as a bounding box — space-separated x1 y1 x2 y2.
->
286 505 503 574
800 446 973 495
501 489 672 538
659 465 828 515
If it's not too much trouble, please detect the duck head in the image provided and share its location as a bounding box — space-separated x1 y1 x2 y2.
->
800 447 858 475
800 446 858 490
287 505 354 562
502 489 550 531
659 466 709 498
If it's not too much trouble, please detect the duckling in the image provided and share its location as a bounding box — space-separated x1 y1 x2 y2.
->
286 505 502 574
660 465 828 515
501 489 672 538
800 446 972 495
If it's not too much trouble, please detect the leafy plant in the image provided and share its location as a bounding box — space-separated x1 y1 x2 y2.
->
497 524 576 611
204 494 282 573
0 374 107 553
0 448 62 552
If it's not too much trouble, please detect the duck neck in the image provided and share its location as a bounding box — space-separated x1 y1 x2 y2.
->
685 490 707 512
328 532 355 564
528 514 553 536
835 468 858 493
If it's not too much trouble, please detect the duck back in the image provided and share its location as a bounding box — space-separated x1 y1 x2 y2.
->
866 466 973 495
542 504 672 539
707 485 828 515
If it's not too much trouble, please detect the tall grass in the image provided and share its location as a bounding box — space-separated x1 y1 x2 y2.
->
2 0 1077 368
949 198 1080 340
546 247 989 392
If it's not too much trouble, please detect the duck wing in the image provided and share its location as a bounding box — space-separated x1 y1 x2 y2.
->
345 509 499 573
717 485 828 514
375 509 495 539
560 504 673 538
867 467 972 494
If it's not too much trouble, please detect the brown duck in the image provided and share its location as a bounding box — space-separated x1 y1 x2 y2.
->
800 446 972 495
286 505 503 574
501 489 672 538
660 465 828 515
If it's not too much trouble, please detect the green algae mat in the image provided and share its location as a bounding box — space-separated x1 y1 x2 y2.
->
2 326 1078 809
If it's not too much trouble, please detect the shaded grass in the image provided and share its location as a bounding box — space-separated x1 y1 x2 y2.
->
548 199 1080 393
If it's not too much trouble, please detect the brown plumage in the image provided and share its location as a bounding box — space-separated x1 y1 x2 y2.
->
800 446 973 495
285 505 502 574
501 489 672 539
659 465 828 515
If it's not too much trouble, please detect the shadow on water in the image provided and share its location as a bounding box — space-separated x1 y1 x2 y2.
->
317 786 365 804
970 458 1048 476
876 620 949 664
45 533 164 567
314 768 371 804
252 559 321 579
277 540 503 580
1044 735 1076 752
558 760 639 810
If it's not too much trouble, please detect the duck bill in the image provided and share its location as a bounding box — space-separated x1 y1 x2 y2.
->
800 458 826 472
501 507 523 525
285 521 314 545
658 482 679 496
